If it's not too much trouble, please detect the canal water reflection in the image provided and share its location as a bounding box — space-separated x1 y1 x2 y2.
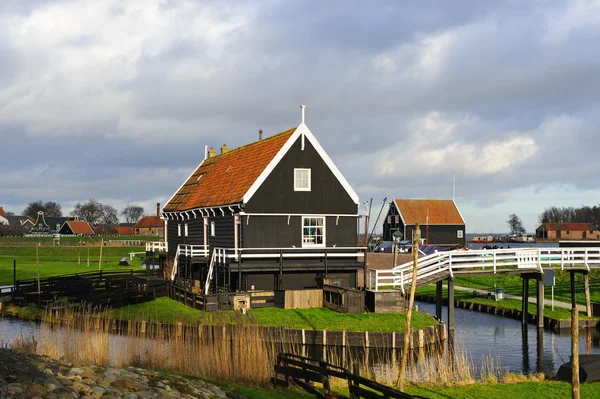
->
2 301 599 379
415 300 600 376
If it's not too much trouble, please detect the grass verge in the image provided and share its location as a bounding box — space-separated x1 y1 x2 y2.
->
0 245 148 285
111 297 437 332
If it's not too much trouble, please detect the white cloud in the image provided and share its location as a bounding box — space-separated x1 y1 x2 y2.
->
543 0 600 45
373 112 539 178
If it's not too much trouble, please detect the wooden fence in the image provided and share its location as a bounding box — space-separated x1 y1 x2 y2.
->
274 353 426 399
11 270 167 308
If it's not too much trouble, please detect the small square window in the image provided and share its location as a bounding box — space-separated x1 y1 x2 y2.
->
211 221 216 237
457 230 463 238
395 215 400 224
294 168 311 191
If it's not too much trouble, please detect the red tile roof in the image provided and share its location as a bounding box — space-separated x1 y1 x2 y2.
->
395 199 465 225
164 128 296 212
540 223 591 231
65 221 95 235
135 216 163 228
115 226 135 235
0 207 5 217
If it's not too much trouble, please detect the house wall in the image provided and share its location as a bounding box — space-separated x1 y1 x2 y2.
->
383 203 404 241
136 226 164 238
167 214 235 258
404 224 466 247
241 215 357 248
244 136 357 215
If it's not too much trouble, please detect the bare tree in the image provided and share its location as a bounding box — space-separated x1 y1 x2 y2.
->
71 199 104 225
102 205 119 225
121 205 145 223
23 200 63 218
507 213 526 235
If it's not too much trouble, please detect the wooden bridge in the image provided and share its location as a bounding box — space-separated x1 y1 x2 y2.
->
367 247 600 330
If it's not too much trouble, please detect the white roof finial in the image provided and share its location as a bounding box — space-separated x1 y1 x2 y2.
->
300 104 306 124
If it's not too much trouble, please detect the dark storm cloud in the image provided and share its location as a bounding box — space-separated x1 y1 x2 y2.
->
0 0 599 231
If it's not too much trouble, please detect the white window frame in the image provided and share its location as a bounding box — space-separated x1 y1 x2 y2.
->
210 221 216 237
457 230 464 239
301 216 326 247
184 223 189 237
177 224 181 237
294 168 311 191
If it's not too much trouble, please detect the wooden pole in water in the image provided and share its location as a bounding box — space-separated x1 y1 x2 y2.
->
36 243 41 301
397 223 420 391
572 308 580 399
99 238 104 270
571 271 580 399
584 272 591 317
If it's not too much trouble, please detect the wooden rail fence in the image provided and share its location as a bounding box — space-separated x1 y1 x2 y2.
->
274 353 426 399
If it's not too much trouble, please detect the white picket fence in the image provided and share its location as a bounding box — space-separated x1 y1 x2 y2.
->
368 247 600 293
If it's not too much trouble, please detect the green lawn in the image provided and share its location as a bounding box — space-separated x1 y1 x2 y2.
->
0 235 160 244
112 297 437 332
416 285 597 321
455 269 600 306
0 245 148 284
226 381 600 399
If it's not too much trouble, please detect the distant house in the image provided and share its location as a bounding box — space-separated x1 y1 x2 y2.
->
383 199 466 247
115 223 136 235
59 220 95 236
135 216 164 237
535 223 599 240
29 212 75 235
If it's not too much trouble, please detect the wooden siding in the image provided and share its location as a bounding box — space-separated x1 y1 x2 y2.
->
166 217 208 259
404 224 466 247
244 136 357 214
242 215 356 248
382 203 403 241
208 214 235 250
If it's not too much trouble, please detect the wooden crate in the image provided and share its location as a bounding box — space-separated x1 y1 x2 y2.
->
323 285 364 314
274 289 323 309
365 290 405 313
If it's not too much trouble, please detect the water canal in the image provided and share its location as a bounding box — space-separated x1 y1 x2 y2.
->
2 301 598 379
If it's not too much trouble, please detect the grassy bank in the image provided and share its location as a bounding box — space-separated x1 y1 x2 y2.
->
0 245 148 284
416 285 598 321
455 269 600 305
0 235 160 244
111 297 436 332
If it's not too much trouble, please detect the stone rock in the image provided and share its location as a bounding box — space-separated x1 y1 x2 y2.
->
91 386 106 395
45 384 58 392
113 380 134 390
72 382 92 394
44 369 55 376
155 382 164 388
123 394 138 399
70 368 84 376
136 391 157 399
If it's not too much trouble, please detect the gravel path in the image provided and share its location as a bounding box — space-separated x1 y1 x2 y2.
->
0 349 234 399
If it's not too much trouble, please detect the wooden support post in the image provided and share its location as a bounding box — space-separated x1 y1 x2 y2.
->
537 276 544 329
522 276 529 325
570 271 576 309
363 250 368 289
448 278 455 332
279 250 283 290
436 280 443 321
572 307 580 399
238 258 242 292
537 326 544 374
584 272 592 318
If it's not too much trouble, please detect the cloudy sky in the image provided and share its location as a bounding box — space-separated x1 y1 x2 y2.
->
1 0 599 233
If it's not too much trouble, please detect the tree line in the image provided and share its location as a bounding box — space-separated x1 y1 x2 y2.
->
17 199 147 225
538 205 600 230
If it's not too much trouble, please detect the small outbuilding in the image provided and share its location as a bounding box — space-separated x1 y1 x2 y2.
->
383 199 466 247
536 223 599 240
59 220 95 236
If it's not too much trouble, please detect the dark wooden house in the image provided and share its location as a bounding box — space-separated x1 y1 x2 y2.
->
59 220 95 236
162 107 364 294
29 212 70 235
382 199 466 247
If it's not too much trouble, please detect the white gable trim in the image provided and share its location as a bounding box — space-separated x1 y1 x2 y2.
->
242 123 359 204
392 198 406 226
453 199 466 225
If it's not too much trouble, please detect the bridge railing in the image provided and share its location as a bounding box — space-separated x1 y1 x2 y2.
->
146 241 168 252
367 247 600 293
